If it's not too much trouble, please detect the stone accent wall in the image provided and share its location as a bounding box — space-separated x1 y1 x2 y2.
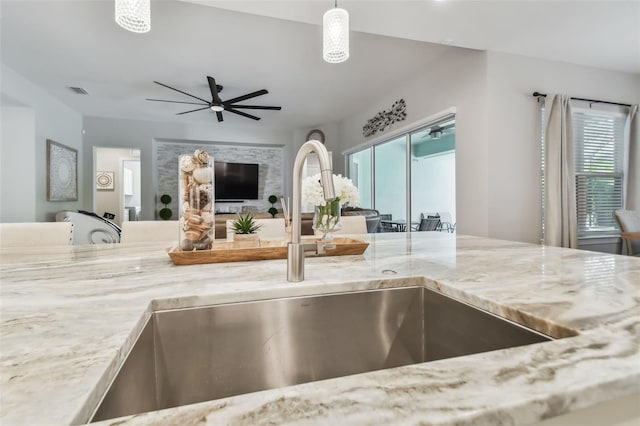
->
155 141 284 218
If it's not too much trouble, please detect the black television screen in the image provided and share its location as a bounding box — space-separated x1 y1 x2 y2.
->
214 162 259 200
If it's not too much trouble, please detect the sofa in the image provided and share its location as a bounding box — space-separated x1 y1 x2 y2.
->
341 207 381 233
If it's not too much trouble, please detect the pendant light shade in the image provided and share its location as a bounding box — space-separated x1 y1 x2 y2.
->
323 6 349 63
115 0 151 33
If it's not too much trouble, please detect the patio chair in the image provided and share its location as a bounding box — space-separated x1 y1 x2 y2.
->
378 214 394 232
417 215 441 231
438 211 456 233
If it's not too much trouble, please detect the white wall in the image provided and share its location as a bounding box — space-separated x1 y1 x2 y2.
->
95 147 133 226
82 116 294 221
337 49 640 244
486 52 640 244
0 64 83 221
337 47 489 237
0 103 36 222
292 122 340 171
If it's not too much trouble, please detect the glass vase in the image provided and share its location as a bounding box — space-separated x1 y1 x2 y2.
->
178 150 215 251
313 199 342 242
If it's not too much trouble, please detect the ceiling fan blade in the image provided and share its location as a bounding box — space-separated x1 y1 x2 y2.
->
176 106 211 115
229 104 282 110
216 111 224 122
153 81 210 104
223 89 268 105
226 108 261 121
146 98 208 106
207 76 223 105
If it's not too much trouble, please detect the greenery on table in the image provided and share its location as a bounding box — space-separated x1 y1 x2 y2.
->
232 213 262 234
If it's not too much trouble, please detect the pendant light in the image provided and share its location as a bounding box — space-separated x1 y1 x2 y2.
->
115 0 151 33
323 0 349 63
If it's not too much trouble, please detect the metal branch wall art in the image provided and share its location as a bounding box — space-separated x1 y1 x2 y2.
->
362 99 407 137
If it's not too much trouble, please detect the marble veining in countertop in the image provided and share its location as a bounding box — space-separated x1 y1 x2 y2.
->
0 232 639 425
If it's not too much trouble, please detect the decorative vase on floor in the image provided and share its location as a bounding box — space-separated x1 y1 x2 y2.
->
313 199 342 242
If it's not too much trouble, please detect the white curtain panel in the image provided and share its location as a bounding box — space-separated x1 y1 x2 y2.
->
623 105 639 210
544 94 577 248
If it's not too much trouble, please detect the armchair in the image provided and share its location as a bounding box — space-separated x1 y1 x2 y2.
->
613 209 640 256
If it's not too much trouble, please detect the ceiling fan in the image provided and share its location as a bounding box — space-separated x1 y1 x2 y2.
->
420 123 456 140
146 76 281 122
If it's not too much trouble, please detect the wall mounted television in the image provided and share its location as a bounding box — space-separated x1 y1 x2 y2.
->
214 162 259 201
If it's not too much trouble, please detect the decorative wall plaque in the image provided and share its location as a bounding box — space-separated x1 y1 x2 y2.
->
362 99 407 137
46 139 78 201
96 171 115 190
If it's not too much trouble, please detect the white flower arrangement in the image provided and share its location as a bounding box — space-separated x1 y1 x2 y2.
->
301 173 360 207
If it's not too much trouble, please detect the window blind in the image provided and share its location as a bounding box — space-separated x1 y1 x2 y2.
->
572 109 625 237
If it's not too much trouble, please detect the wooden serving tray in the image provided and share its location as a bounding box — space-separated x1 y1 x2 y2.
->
168 237 369 266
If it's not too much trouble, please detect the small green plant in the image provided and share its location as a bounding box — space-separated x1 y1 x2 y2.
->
232 213 262 234
159 194 173 220
268 194 278 218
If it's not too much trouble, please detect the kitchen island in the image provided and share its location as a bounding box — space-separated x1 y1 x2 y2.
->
1 232 638 425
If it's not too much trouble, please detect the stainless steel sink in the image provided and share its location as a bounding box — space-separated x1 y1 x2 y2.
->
91 286 551 422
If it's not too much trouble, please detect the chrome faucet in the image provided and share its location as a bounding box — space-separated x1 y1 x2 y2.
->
287 140 336 282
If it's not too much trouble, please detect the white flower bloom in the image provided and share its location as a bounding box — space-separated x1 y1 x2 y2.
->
301 173 360 207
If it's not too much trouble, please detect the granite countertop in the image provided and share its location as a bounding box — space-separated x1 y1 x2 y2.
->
1 233 638 425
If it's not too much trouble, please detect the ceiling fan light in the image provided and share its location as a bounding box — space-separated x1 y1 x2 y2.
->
115 0 150 33
210 105 224 112
323 7 349 63
429 128 443 139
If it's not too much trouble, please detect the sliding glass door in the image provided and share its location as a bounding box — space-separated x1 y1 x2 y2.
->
347 148 372 209
346 115 455 233
410 118 456 229
374 136 407 225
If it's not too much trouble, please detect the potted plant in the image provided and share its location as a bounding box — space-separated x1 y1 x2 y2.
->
231 213 262 247
159 194 173 220
268 195 278 218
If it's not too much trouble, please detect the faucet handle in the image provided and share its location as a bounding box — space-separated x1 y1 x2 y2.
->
300 240 336 255
302 241 320 253
316 241 336 254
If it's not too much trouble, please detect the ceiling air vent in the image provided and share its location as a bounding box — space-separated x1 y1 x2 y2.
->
68 86 88 95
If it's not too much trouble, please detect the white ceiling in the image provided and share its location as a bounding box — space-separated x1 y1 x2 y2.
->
1 0 638 130
190 0 640 74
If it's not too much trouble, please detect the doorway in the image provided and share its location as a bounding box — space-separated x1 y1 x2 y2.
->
94 147 141 226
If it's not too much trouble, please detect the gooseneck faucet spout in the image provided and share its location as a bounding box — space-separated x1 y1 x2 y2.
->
287 140 335 282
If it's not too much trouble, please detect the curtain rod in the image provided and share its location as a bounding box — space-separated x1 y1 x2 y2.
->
532 91 631 108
